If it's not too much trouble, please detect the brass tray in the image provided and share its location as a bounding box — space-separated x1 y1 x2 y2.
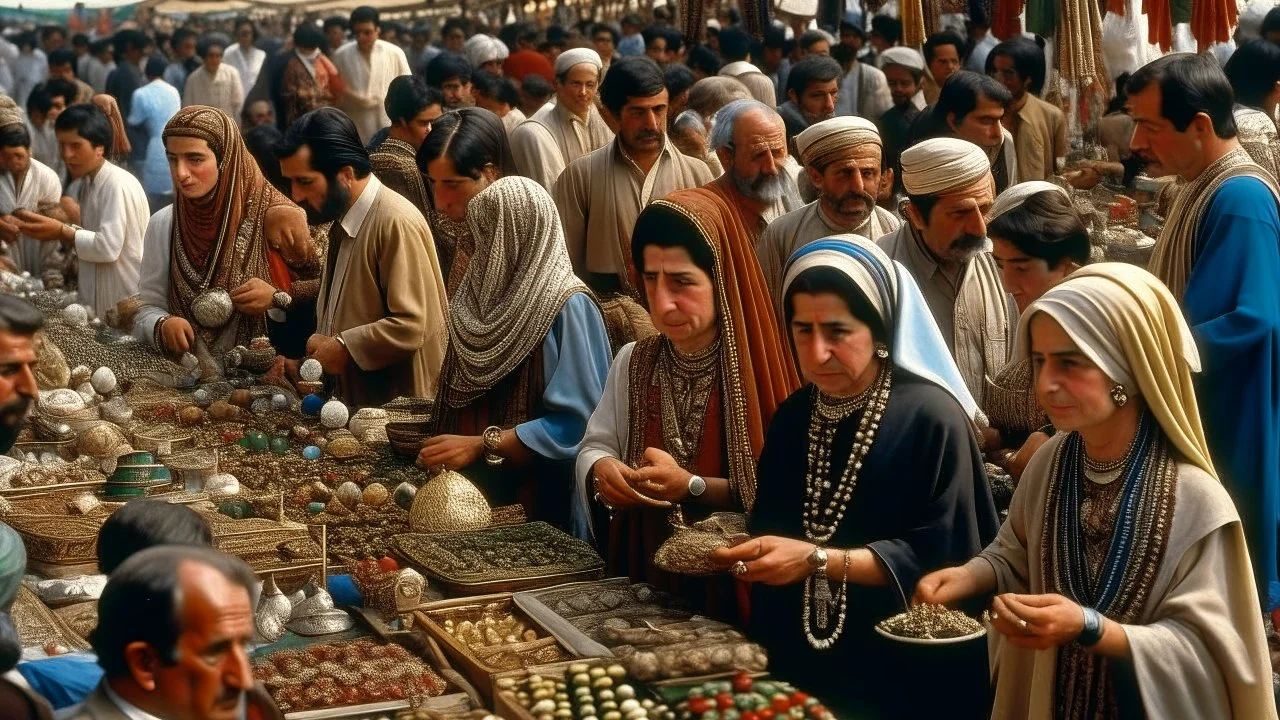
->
414 594 576 701
392 522 604 595
5 513 101 566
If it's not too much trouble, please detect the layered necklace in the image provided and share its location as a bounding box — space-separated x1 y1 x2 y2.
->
802 360 893 650
656 336 720 527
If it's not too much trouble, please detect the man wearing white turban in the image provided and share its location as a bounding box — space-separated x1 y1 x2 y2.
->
876 137 1016 409
464 34 509 75
510 47 614 190
756 116 901 325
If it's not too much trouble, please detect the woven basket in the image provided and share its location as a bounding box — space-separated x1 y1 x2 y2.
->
7 514 101 565
386 421 431 458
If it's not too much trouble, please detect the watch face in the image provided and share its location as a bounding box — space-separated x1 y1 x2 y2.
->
689 475 706 496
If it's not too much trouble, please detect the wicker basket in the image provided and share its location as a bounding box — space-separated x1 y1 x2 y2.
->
6 514 101 566
386 421 431 458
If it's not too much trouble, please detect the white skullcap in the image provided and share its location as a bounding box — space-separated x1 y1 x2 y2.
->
464 35 509 68
989 181 1071 223
707 18 721 30
900 138 992 196
795 116 881 167
555 47 603 78
879 47 924 71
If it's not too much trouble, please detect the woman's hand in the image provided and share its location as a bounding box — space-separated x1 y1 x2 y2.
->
710 536 817 586
159 316 195 357
632 447 693 502
1005 431 1051 480
417 435 483 471
230 278 276 315
989 593 1085 650
591 457 670 510
266 205 314 264
914 565 982 607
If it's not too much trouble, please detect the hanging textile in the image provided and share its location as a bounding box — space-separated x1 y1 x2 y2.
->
742 0 770 41
1144 0 1174 51
1107 0 1126 15
1191 0 1237 52
993 0 1026 41
1027 0 1058 37
679 0 705 47
902 0 927 48
1171 0 1192 25
1057 0 1111 99
925 1 943 36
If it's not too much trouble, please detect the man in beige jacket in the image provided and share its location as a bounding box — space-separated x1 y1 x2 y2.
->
276 108 447 406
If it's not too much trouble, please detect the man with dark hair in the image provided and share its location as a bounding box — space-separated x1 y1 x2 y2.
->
778 55 841 141
406 24 438 75
1263 6 1280 42
15 104 147 316
129 56 182 211
797 29 832 57
472 70 525 134
71 32 91 76
276 108 447 405
105 29 148 157
0 295 41 451
1128 53 1280 610
519 73 554 117
96 499 212 575
164 27 199 94
986 38 1064 182
715 27 774 107
511 48 613 189
917 71 1018 193
663 63 695 126
334 5 412 143
553 56 712 295
922 30 965 104
23 81 73 178
424 53 473 110
224 16 265 98
84 38 115 94
0 113 61 277
279 23 342 128
617 14 645 56
370 75 443 216
46 48 93 103
323 16 348 56
876 47 926 197
868 15 902 57
593 23 619 76
642 26 681 66
965 17 996 73
440 18 467 53
686 44 721 81
39 26 65 56
63 545 264 720
832 24 890 121
761 23 793 106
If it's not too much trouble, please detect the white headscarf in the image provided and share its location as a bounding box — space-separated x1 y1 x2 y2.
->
554 48 602 78
900 137 992 196
989 180 1071 223
794 116 880 168
463 35 509 68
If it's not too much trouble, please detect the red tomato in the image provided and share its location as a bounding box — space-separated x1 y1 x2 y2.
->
688 697 713 715
806 705 829 720
771 696 791 713
716 692 734 710
741 712 760 720
759 708 776 720
378 556 399 572
732 671 754 693
789 692 809 706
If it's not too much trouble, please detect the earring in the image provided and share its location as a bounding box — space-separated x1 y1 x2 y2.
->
874 344 889 360
1110 384 1128 407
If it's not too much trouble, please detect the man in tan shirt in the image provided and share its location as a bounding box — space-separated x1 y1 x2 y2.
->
987 38 1066 182
276 108 448 406
554 56 712 297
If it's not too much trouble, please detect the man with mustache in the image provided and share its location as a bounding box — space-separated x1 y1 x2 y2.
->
705 98 801 245
0 296 40 454
554 56 712 297
755 116 901 327
276 108 447 406
876 137 1015 407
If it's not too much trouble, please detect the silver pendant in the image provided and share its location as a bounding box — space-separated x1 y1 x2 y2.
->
191 288 234 329
813 576 834 630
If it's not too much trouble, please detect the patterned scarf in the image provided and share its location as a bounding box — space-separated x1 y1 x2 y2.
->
439 176 587 408
1149 146 1280 300
1041 414 1177 719
161 106 297 349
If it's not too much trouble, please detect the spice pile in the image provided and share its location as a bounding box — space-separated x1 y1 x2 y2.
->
876 604 984 640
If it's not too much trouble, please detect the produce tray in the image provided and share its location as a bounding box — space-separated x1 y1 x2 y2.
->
489 661 665 720
414 594 577 702
391 522 605 595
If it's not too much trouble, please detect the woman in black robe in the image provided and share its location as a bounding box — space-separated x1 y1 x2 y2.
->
714 238 1000 718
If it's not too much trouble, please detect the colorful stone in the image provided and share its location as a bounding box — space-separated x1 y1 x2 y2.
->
303 445 322 460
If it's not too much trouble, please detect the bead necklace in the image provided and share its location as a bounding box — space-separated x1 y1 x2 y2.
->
656 335 720 470
1081 431 1140 485
802 361 893 650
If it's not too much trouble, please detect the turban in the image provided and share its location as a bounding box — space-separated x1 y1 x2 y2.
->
989 180 1071 223
879 47 925 71
0 523 25 611
555 47 602 78
900 138 992 196
795 116 881 168
464 35 509 68
0 96 23 132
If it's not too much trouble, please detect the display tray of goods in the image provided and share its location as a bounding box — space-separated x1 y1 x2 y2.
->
415 594 578 699
655 672 835 720
873 603 986 645
392 522 605 595
514 579 768 682
491 660 676 720
252 633 472 719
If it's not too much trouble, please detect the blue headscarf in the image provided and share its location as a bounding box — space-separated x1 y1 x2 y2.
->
781 237 981 422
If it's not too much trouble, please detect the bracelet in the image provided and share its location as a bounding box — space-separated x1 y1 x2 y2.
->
1077 606 1105 647
154 315 171 349
482 425 504 467
841 548 850 583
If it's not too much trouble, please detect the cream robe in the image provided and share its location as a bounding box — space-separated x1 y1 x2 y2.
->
67 161 147 315
877 223 1014 408
0 157 61 276
756 200 901 326
316 177 448 405
333 40 412 144
223 44 266 98
553 138 712 292
182 63 244 122
972 433 1278 720
511 101 614 190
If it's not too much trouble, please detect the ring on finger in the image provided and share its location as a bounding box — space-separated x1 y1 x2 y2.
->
730 561 749 577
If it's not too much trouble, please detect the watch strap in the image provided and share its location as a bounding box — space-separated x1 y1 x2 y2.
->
1078 607 1104 646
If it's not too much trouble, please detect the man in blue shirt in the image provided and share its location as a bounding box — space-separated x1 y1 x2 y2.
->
127 57 181 212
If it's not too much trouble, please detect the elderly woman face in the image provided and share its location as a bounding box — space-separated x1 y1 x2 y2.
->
1030 313 1124 432
790 291 878 397
641 245 717 353
166 136 219 200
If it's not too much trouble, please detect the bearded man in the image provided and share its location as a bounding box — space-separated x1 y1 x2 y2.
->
704 99 801 245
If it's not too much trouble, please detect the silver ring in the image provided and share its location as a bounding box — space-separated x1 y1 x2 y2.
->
1018 618 1028 630
730 561 748 577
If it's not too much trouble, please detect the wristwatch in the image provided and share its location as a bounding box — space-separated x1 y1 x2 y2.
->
687 474 706 498
807 546 828 574
482 425 504 467
272 290 293 311
1077 607 1105 646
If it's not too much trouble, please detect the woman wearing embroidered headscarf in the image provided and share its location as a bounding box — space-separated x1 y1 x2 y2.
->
710 237 998 717
984 181 1091 505
576 188 799 620
917 263 1276 720
132 106 317 373
417 176 612 531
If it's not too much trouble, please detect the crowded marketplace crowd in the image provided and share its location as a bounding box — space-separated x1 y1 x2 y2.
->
0 0 1276 717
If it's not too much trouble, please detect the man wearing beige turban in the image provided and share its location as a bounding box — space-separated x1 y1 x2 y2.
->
511 48 614 190
755 116 901 326
877 137 1015 408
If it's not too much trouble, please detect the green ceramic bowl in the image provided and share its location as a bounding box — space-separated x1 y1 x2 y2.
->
116 451 157 466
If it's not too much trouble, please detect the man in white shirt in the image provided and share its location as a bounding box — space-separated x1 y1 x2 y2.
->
14 104 146 318
23 79 75 180
333 5 412 144
223 17 266 99
0 120 62 277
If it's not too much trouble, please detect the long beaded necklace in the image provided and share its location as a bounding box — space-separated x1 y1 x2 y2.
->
802 361 893 650
657 335 720 527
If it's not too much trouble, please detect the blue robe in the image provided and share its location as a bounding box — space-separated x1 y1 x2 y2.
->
1183 176 1280 609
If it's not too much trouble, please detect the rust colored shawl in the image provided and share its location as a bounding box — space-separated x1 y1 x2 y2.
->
637 188 799 511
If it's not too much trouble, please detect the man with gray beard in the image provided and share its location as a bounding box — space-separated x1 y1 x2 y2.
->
876 137 1015 408
704 99 801 246
755 116 901 327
